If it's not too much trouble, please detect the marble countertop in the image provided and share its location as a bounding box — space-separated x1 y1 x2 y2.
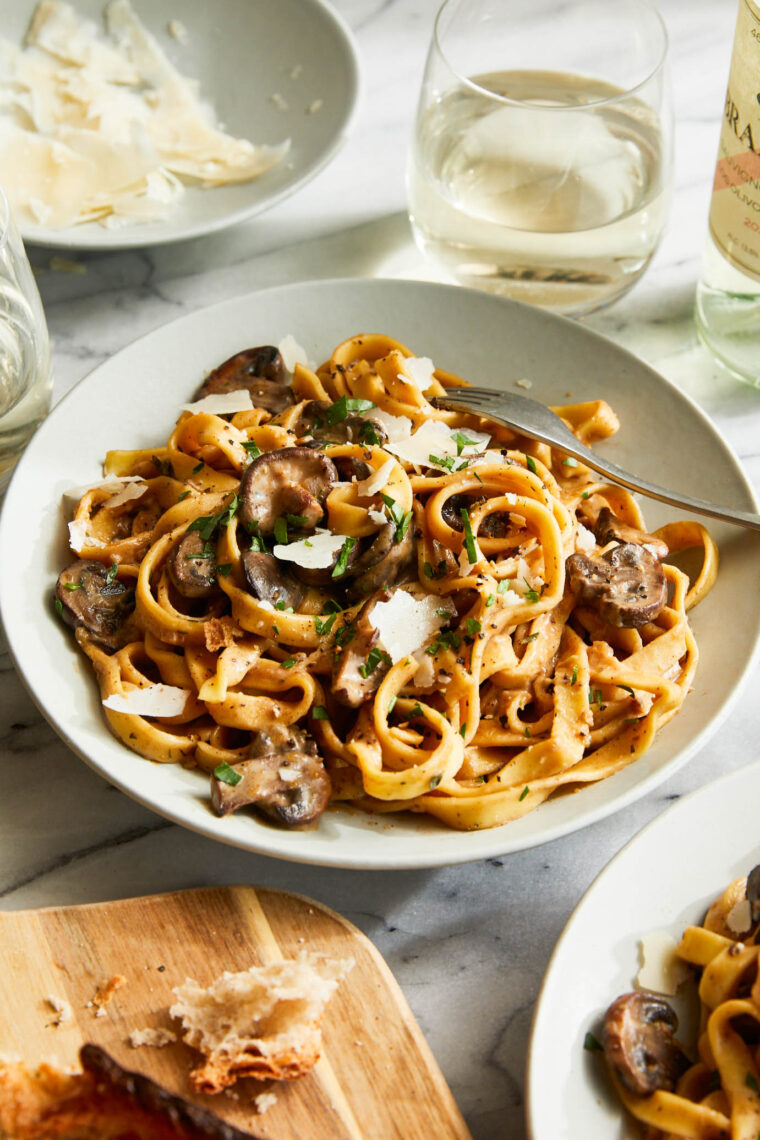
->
2 1 759 1137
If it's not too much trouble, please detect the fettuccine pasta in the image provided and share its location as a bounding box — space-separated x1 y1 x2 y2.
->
55 333 717 832
601 865 760 1139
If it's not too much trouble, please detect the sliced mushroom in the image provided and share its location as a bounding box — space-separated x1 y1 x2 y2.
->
566 542 667 628
168 531 219 598
56 560 135 651
441 493 510 538
195 345 293 415
346 521 415 602
747 864 760 925
241 551 304 610
602 992 688 1096
331 590 391 707
247 722 318 758
293 400 388 448
238 447 337 534
211 749 331 827
594 507 668 561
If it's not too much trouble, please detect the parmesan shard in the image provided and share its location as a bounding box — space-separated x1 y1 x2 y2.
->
636 931 692 996
103 684 191 717
63 474 143 506
181 389 254 415
367 590 457 663
385 419 490 467
575 523 597 555
277 334 310 373
397 355 436 392
727 897 752 935
367 408 412 442
355 458 394 497
272 529 347 569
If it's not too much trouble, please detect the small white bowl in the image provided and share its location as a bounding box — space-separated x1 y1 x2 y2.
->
3 0 361 249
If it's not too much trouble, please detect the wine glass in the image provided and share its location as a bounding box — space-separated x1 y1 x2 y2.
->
407 0 673 316
0 189 52 492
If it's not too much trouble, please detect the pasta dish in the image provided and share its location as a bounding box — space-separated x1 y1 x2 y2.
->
55 333 717 832
601 864 760 1138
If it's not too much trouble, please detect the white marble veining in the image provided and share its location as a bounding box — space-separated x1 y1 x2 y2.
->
1 1 759 1137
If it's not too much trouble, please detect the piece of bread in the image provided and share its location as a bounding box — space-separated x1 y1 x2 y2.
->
170 953 354 1094
0 1044 263 1140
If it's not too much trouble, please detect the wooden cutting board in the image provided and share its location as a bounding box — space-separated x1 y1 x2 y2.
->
0 886 472 1140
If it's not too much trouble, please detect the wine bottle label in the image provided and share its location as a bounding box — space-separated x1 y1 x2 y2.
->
709 0 760 283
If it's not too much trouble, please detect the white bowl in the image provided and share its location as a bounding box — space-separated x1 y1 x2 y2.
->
1 278 758 868
4 0 361 249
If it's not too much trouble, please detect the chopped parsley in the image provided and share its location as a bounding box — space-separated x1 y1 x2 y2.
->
425 629 461 656
519 785 530 801
486 594 496 606
177 490 190 502
583 1032 603 1052
526 455 538 475
523 579 540 604
332 536 357 578
387 695 397 714
497 579 514 595
459 724 467 738
429 773 442 790
274 600 293 611
314 613 337 636
281 657 297 669
380 493 412 543
359 647 390 678
54 597 64 618
242 441 261 459
571 665 578 686
215 563 232 576
466 618 481 636
581 490 590 500
618 684 636 697
187 494 239 542
453 431 477 455
192 460 204 473
313 705 330 720
214 761 242 787
326 395 375 424
286 514 309 528
106 562 119 584
460 507 478 564
561 457 578 468
273 517 289 545
64 582 83 591
525 632 539 642
746 1072 759 1092
358 421 380 446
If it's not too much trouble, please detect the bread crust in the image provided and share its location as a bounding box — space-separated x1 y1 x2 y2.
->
0 1045 264 1140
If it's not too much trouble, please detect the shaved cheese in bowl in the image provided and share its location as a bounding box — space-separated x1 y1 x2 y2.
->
181 390 254 416
103 683 191 717
368 590 457 663
0 0 290 231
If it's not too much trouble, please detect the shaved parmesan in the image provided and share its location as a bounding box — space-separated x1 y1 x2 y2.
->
0 0 289 230
278 334 311 372
68 519 103 552
356 458 394 497
63 474 143 506
273 529 347 569
458 543 485 574
367 508 386 526
368 590 457 663
575 524 597 554
103 481 148 509
637 931 691 996
385 419 490 467
727 897 752 935
181 389 253 415
368 408 412 442
471 449 509 467
496 587 522 606
103 684 190 717
398 356 436 392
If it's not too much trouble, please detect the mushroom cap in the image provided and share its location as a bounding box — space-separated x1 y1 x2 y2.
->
56 560 135 651
211 749 331 827
603 991 688 1096
594 507 668 561
566 542 667 628
195 345 293 415
331 590 391 708
441 493 510 538
238 447 338 535
241 550 305 610
168 531 220 599
346 521 415 602
291 400 388 448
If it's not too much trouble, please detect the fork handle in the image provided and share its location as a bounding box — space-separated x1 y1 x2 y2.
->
562 444 760 533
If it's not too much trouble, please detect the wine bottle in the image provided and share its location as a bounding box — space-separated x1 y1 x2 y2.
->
694 0 760 386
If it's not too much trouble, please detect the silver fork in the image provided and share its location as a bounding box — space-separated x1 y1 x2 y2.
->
432 387 760 533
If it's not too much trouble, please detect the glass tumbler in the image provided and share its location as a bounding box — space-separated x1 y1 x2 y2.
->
0 191 51 493
407 0 673 316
